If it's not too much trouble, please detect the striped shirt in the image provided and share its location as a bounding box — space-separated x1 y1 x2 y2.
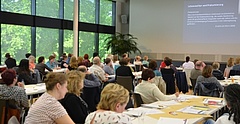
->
25 92 67 124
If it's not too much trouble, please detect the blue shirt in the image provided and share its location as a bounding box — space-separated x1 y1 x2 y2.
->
46 61 56 69
153 70 162 76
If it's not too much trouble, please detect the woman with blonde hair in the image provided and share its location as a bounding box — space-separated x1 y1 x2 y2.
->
224 57 234 78
68 56 79 71
85 83 131 124
60 70 89 124
25 72 74 124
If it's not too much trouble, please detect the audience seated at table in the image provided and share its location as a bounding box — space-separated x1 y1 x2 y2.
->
35 56 53 76
25 53 31 59
60 70 89 124
25 72 75 124
46 55 57 69
78 66 101 88
59 53 66 62
5 53 16 69
190 60 205 89
60 55 68 68
122 53 128 59
17 59 37 85
212 62 225 80
194 65 224 97
89 57 108 83
115 58 135 81
159 56 169 69
0 69 29 108
135 69 179 104
83 54 91 67
67 56 79 71
204 84 240 124
103 58 114 75
77 56 85 66
66 53 73 64
224 57 234 78
28 55 42 83
84 83 131 124
142 55 149 67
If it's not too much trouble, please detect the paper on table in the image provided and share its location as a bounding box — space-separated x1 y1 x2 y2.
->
177 106 206 114
157 117 187 124
154 100 181 106
124 107 164 117
178 94 199 99
141 104 166 109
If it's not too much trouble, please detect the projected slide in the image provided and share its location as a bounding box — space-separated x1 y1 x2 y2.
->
183 0 240 43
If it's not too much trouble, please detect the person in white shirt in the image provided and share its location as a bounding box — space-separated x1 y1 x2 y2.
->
182 56 194 69
89 57 108 82
204 84 240 124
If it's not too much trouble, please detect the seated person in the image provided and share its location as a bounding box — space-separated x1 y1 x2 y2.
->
46 55 57 69
126 58 134 72
17 59 37 85
194 65 224 97
60 71 89 124
212 62 224 80
204 84 240 124
142 55 149 67
67 56 79 71
25 73 74 124
0 69 28 108
134 55 142 65
5 53 17 69
224 57 234 78
89 57 108 82
103 58 114 75
232 57 240 71
85 84 131 124
115 58 135 81
35 56 53 76
135 69 179 104
29 55 42 83
60 55 68 68
78 66 101 88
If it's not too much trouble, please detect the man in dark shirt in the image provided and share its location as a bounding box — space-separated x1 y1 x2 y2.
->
4 53 16 69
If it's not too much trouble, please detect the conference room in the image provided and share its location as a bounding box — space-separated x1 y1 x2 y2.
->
1 0 240 124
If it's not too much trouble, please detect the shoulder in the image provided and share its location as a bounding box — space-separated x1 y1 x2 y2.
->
216 114 234 124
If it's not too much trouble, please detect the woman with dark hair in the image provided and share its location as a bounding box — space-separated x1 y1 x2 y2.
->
35 56 53 76
149 60 162 76
0 69 28 108
135 69 179 104
115 58 135 81
17 59 36 85
83 54 91 67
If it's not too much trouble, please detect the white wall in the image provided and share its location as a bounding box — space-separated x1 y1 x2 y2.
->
129 0 240 61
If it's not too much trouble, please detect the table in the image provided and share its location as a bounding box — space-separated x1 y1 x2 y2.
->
131 94 225 124
25 83 46 104
107 71 142 79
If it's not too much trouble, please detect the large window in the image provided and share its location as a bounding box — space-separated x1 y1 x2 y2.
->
79 31 95 58
79 0 95 23
99 33 111 59
100 0 113 26
63 30 74 54
36 28 59 59
36 0 59 18
1 0 31 14
64 0 74 20
1 24 31 64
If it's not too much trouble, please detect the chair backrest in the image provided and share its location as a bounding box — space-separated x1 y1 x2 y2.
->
116 76 133 92
132 93 144 108
135 65 143 72
8 116 20 124
229 70 240 78
175 72 188 94
161 74 175 94
0 99 20 124
197 82 220 97
82 87 101 112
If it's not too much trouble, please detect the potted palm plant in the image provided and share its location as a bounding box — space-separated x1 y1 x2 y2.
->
105 32 141 56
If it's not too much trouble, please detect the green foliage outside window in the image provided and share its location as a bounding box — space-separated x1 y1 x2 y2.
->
0 0 113 64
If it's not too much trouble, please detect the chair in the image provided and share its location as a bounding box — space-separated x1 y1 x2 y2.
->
116 76 133 92
175 72 189 94
81 87 101 112
229 70 240 78
8 116 20 124
194 82 220 97
161 74 175 94
0 99 20 124
190 78 197 91
132 93 144 108
135 65 143 72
